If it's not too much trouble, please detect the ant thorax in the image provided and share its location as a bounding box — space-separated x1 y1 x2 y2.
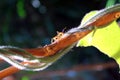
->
51 31 64 43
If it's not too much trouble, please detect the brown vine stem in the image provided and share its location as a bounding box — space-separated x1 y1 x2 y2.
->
25 11 120 57
0 66 19 79
0 30 92 79
0 10 120 79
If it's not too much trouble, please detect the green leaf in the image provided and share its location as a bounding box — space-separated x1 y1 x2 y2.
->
77 11 120 65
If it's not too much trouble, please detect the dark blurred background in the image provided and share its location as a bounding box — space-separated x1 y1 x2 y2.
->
0 0 120 80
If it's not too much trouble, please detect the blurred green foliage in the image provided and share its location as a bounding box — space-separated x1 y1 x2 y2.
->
21 76 29 80
0 0 120 80
17 0 26 19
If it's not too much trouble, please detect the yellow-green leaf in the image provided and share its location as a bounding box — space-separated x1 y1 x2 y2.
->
77 11 120 65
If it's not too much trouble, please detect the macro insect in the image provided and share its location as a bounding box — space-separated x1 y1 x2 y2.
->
51 31 64 43
51 28 66 43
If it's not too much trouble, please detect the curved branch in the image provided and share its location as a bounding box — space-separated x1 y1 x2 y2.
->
0 4 120 79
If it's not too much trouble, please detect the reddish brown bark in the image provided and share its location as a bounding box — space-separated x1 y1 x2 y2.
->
0 10 120 79
0 66 19 79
